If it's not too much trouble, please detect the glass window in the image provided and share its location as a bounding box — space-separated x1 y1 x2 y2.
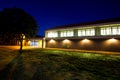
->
61 31 66 37
112 27 118 35
60 32 63 37
106 27 111 35
78 30 82 36
60 30 73 37
69 31 73 36
78 28 95 36
47 31 58 37
101 28 106 35
63 31 66 37
91 29 95 36
100 26 120 35
30 40 38 46
86 29 90 36
118 26 120 35
82 30 86 36
101 27 112 35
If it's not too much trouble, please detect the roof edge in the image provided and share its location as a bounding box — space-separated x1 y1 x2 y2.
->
46 17 120 31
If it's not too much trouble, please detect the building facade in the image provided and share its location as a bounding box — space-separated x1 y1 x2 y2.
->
45 18 120 52
25 35 44 48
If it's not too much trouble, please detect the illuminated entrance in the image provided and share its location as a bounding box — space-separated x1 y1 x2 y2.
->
28 40 43 48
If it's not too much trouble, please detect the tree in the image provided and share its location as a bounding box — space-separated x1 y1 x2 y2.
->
0 7 38 53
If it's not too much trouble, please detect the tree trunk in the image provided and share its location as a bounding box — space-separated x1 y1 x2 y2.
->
19 39 23 53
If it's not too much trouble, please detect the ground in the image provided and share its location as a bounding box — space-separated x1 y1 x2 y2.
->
0 46 120 80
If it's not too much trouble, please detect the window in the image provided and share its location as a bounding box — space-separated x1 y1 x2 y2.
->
101 28 106 35
81 30 86 36
30 40 38 46
47 31 58 38
101 26 120 35
118 26 120 35
112 27 118 35
106 27 111 35
78 28 95 36
60 30 73 37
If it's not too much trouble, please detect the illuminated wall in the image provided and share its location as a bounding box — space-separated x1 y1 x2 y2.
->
46 38 120 52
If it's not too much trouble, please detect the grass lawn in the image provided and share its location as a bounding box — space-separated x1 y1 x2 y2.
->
0 47 120 80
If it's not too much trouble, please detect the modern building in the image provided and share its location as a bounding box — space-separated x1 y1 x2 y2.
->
45 18 120 52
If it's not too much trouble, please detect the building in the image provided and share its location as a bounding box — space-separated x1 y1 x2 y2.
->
0 34 44 48
26 35 44 48
45 18 120 52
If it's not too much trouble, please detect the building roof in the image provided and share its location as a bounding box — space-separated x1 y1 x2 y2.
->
46 17 120 31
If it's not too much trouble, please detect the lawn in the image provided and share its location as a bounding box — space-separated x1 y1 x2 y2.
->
0 47 120 80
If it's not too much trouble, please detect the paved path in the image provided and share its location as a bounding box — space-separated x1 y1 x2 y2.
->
0 46 120 55
0 46 41 50
46 48 120 55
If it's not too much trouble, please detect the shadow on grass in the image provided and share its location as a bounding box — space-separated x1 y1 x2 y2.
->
32 62 50 80
0 52 25 80
31 54 59 80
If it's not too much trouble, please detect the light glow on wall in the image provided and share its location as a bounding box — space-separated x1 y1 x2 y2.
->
82 38 91 43
49 39 56 43
103 38 119 47
63 39 71 43
62 39 72 48
106 38 119 44
79 38 93 45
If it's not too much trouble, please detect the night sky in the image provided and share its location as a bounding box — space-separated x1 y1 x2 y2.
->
0 0 120 36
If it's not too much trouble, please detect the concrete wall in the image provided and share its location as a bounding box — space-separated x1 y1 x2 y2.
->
46 38 120 52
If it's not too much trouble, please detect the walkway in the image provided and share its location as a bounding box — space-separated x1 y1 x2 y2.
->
0 46 41 50
46 48 120 55
0 46 120 55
